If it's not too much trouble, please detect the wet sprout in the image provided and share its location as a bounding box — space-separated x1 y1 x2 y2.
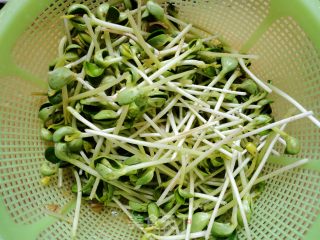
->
52 126 80 143
129 201 148 212
94 49 123 68
148 202 160 223
40 162 58 176
272 127 301 155
211 222 236 238
37 1 315 239
191 212 210 232
48 67 77 90
233 79 258 95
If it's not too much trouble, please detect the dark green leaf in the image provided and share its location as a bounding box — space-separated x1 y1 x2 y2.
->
45 147 61 164
48 67 76 90
93 110 119 120
129 201 148 212
106 6 120 22
84 62 105 77
147 34 170 49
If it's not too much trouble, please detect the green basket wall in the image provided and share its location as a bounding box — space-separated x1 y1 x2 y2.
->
0 0 320 239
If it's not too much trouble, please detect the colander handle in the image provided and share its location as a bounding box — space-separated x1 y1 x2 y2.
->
270 0 320 53
0 0 53 76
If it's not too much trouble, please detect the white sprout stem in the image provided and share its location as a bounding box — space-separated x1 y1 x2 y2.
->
178 100 240 121
237 150 248 187
58 36 67 58
68 158 99 177
112 197 145 233
67 106 100 131
63 19 72 45
130 95 181 138
85 129 201 156
172 82 247 95
104 31 114 56
65 55 87 68
205 181 224 187
121 160 177 180
112 35 128 47
237 111 313 140
193 192 226 205
271 149 281 156
240 124 287 198
71 170 82 240
205 178 230 240
157 171 181 205
231 205 238 226
143 114 167 137
164 81 211 108
83 15 100 51
139 71 209 108
225 159 252 240
278 137 286 145
204 129 238 140
201 156 251 197
75 77 93 89
198 51 259 59
268 84 320 128
164 24 192 50
168 111 179 135
80 151 91 165
69 41 95 108
69 74 126 102
192 167 205 181
176 112 192 131
111 182 153 201
202 139 233 159
149 48 194 81
186 129 242 173
125 32 160 55
185 171 195 240
163 225 177 237
143 69 197 91
152 147 166 162
206 100 261 109
157 44 189 57
179 59 207 67
238 111 253 122
174 37 185 58
158 121 216 143
238 58 272 93
169 111 197 162
214 71 241 111
124 62 152 85
91 16 137 34
127 12 160 66
155 168 162 185
137 0 142 30
58 168 63 188
158 203 181 224
89 177 101 200
114 105 129 135
160 195 174 206
92 137 104 158
255 158 309 184
139 133 161 138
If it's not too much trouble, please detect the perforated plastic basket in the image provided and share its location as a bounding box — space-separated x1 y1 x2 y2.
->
0 0 320 239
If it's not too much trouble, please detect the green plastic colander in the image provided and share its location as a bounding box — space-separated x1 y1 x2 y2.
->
0 0 320 239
